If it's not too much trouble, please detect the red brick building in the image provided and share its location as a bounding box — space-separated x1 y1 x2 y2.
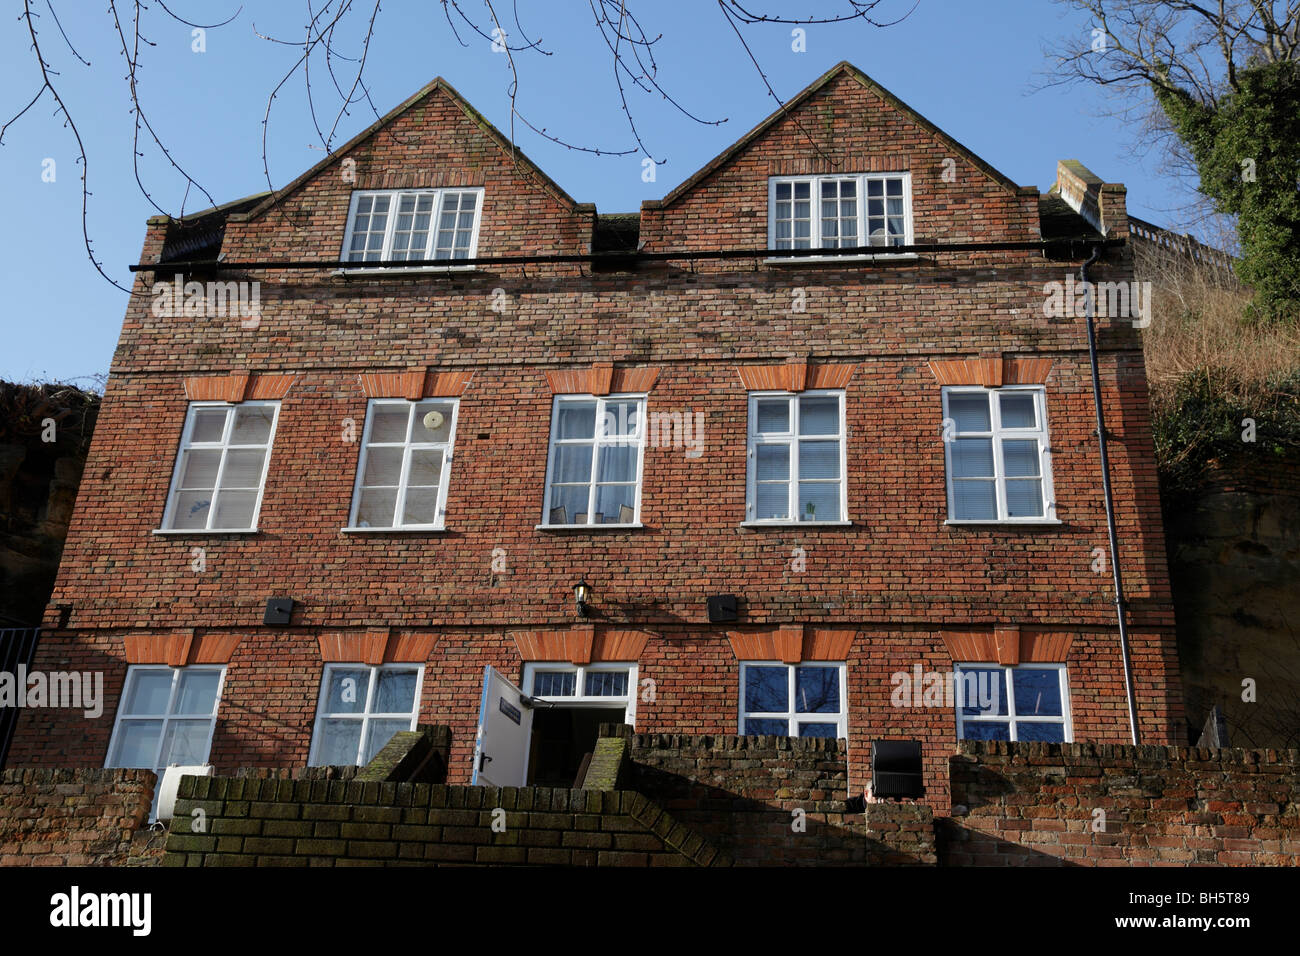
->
9 62 1183 807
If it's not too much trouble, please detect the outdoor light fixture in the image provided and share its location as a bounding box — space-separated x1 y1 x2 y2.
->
573 580 592 618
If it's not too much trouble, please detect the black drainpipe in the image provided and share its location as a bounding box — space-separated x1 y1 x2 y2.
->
1080 246 1141 746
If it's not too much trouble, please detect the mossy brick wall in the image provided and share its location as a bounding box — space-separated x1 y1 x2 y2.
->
0 768 159 866
11 65 1181 802
943 741 1300 866
163 775 729 867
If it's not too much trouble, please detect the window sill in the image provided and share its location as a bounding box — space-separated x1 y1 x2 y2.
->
765 253 919 266
333 265 476 277
341 526 449 534
944 519 1063 526
152 528 262 536
740 520 853 528
535 523 644 532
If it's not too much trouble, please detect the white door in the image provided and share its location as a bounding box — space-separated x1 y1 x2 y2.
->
471 666 534 787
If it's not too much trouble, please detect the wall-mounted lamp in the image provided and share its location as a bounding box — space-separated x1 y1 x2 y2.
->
573 579 592 618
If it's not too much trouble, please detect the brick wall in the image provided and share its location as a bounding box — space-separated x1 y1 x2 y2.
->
0 768 159 866
944 741 1300 866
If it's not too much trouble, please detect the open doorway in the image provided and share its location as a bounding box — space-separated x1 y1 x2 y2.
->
522 662 637 787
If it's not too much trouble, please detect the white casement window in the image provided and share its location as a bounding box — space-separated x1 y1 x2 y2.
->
522 662 639 723
768 173 912 253
541 395 645 527
739 662 847 738
346 398 459 530
340 187 484 266
309 664 424 766
942 386 1056 522
746 391 847 523
105 666 225 775
160 401 279 531
954 664 1072 743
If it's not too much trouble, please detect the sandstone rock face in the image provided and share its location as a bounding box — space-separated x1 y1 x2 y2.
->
1164 458 1300 748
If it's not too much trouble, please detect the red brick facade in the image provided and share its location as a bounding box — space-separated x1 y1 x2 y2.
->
9 63 1182 809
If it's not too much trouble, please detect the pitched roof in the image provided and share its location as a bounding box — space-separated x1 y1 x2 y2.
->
648 61 1026 210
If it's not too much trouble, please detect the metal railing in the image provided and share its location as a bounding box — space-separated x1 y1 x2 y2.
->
0 628 41 770
1128 216 1237 273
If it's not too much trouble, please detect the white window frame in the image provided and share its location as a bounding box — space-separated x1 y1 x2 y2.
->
539 393 646 528
942 385 1058 524
767 172 914 259
522 662 639 726
744 389 849 526
954 663 1073 743
343 398 460 532
738 661 848 739
157 400 280 533
338 187 485 272
308 663 425 767
104 665 226 773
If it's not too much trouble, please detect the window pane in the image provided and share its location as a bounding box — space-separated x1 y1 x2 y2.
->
1005 479 1044 517
798 482 841 521
370 404 410 443
755 400 790 434
553 445 594 483
952 480 996 520
191 408 229 444
548 486 590 524
950 438 994 477
212 489 257 529
1002 440 1041 478
356 487 397 527
999 393 1037 428
364 719 412 763
110 720 163 767
756 482 790 519
795 666 840 713
960 721 1010 741
407 448 444 486
533 671 576 696
325 668 370 714
362 447 403 486
123 671 174 715
230 406 274 445
798 440 839 479
411 402 454 443
597 445 637 483
594 484 635 523
556 403 597 440
160 719 213 766
798 396 839 435
1013 669 1063 717
744 667 788 713
178 449 220 490
373 669 419 713
746 718 790 736
756 444 789 481
1016 722 1065 743
956 667 1006 716
402 487 440 525
948 394 991 432
175 671 221 715
171 492 211 529
584 671 629 696
218 449 266 489
316 719 362 765
797 722 838 738
601 401 639 437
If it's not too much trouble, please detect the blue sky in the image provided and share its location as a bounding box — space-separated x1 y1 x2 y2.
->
0 0 1202 384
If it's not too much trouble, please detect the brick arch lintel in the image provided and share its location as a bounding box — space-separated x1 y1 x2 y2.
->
183 371 298 402
123 629 243 666
725 625 857 664
940 626 1073 666
545 365 661 396
358 367 475 400
317 628 440 666
926 356 1053 388
511 626 652 665
736 361 856 392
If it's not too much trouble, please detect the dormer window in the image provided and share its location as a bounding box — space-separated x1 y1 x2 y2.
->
341 187 484 267
768 173 911 254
